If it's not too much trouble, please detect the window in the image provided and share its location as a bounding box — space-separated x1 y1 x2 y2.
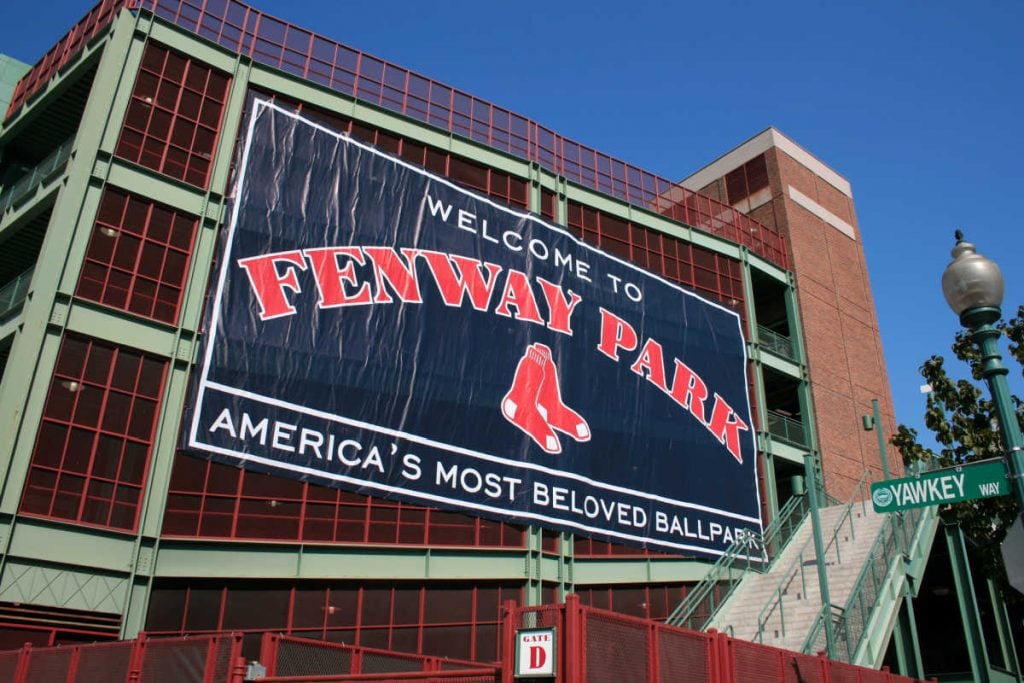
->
567 201 746 315
247 94 530 210
116 42 229 187
162 453 526 548
576 583 691 621
145 580 521 662
20 336 167 531
76 187 199 324
725 154 770 206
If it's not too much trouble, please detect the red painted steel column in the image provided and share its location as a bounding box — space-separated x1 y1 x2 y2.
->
202 636 221 683
499 599 517 683
13 643 31 683
64 645 81 683
563 594 583 683
228 655 248 683
647 622 658 683
817 651 831 683
128 633 146 682
258 633 278 676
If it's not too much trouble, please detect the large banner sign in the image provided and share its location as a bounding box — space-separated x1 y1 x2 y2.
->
184 100 762 558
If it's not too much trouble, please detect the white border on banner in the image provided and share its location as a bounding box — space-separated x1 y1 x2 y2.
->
188 99 764 557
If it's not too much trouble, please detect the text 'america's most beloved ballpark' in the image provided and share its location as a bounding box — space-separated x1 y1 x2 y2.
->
184 100 763 558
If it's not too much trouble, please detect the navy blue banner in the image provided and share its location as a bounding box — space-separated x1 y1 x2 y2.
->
184 100 762 558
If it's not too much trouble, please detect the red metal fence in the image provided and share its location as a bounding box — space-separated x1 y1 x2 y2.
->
257 634 498 682
0 597 933 682
0 632 243 683
5 0 788 270
505 595 932 683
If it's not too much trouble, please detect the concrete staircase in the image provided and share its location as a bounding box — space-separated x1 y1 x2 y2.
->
708 501 887 653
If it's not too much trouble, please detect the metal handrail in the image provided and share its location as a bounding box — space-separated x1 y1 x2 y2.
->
0 266 34 318
802 460 938 660
756 325 795 360
665 493 809 630
765 410 808 446
0 138 74 213
753 470 871 644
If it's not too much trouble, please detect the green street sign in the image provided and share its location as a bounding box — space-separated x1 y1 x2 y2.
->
870 458 1010 513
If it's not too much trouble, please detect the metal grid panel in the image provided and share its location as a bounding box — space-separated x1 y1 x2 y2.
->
23 646 73 683
273 639 352 677
0 650 20 682
74 641 134 683
360 650 425 674
829 660 866 683
656 626 711 683
731 639 782 683
137 637 210 683
583 611 649 683
786 652 824 683
211 636 239 683
516 605 561 631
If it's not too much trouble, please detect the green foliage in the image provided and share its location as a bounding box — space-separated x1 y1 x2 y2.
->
892 304 1024 597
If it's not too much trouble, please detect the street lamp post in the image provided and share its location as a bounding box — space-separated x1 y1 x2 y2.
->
940 230 1024 510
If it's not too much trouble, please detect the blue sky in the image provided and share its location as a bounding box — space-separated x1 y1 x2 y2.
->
2 0 1022 454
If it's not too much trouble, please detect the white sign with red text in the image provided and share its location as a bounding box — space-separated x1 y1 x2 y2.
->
515 627 556 678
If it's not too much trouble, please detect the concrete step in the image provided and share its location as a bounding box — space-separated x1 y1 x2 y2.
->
710 501 887 651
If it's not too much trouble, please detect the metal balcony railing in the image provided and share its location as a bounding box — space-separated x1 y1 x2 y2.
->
7 0 790 269
0 267 34 319
766 410 807 447
757 325 795 360
0 139 74 214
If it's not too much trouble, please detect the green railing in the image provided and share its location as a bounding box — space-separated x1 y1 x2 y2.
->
0 267 34 319
766 410 807 447
754 471 871 644
665 493 809 631
757 325 795 360
0 138 73 213
802 461 937 661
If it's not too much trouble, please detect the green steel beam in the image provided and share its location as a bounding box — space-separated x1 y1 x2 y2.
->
4 517 137 573
891 585 925 679
986 577 1022 678
740 254 778 519
154 541 533 580
942 512 992 683
757 350 801 378
570 558 712 585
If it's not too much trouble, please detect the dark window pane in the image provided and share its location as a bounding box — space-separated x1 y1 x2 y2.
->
223 587 290 630
184 587 223 631
146 586 187 632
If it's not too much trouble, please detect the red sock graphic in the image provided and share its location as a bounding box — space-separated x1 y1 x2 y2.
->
502 345 561 454
531 343 591 442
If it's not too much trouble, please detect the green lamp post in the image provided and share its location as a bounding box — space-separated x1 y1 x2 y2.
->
940 230 1024 510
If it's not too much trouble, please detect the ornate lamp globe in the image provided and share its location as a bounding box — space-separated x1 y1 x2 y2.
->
941 230 1004 326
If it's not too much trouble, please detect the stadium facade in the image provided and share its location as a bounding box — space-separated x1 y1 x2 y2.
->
0 0 909 665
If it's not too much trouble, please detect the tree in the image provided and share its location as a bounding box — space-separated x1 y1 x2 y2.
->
891 304 1024 596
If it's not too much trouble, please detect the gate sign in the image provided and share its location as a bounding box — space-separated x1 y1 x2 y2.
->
183 100 761 558
516 628 556 678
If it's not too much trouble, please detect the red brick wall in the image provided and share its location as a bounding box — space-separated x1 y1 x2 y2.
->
768 147 901 498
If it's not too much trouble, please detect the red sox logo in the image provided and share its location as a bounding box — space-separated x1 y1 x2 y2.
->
502 343 590 454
